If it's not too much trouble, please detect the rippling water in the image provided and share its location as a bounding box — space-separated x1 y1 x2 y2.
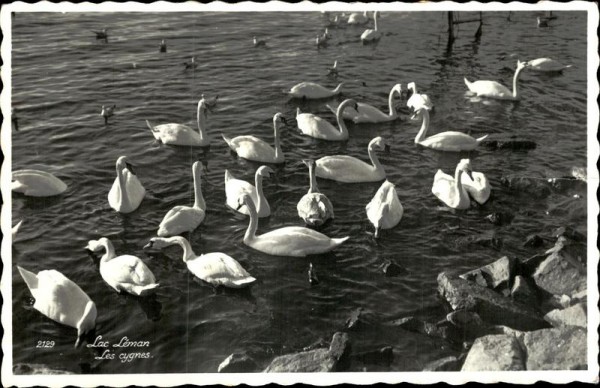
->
10 10 588 373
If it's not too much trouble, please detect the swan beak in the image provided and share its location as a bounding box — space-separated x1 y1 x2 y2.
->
143 241 154 250
235 202 244 211
263 167 275 177
125 162 137 175
353 102 360 112
466 169 474 181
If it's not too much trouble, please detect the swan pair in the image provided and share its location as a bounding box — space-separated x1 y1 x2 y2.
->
360 11 381 43
146 97 211 146
12 170 67 197
366 180 403 237
297 99 358 141
464 60 529 101
287 80 365 99
326 83 403 123
432 159 491 209
108 156 146 213
297 159 334 226
225 166 273 218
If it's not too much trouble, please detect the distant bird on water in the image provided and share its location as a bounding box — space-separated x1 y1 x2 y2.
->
12 108 19 131
327 60 338 77
537 16 549 28
253 36 267 48
101 105 116 125
92 28 108 39
159 39 167 53
316 35 327 49
184 57 197 70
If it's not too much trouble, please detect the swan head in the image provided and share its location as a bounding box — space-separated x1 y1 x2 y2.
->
369 136 389 152
392 83 404 98
339 98 359 114
236 193 255 211
144 236 177 250
85 237 108 253
458 159 474 180
302 159 314 168
516 60 529 70
257 166 275 178
116 156 137 175
274 112 289 128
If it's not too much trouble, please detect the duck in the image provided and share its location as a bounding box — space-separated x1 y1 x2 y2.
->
184 57 197 70
297 159 334 226
146 97 211 146
225 166 273 218
526 58 572 72
157 161 206 237
464 60 529 100
12 220 23 239
360 11 381 43
101 104 116 125
315 136 389 183
412 107 488 152
253 36 267 47
237 193 349 257
432 159 473 210
366 180 403 237
222 113 288 164
286 80 365 100
108 156 145 214
348 11 369 25
406 82 434 113
297 99 358 141
460 165 491 205
17 266 97 348
12 170 67 197
326 84 403 123
92 28 108 39
144 236 256 288
86 237 159 296
159 39 167 52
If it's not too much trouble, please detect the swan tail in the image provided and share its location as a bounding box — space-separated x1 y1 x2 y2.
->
331 236 350 247
146 120 161 139
564 64 573 69
231 276 257 287
224 169 233 183
296 107 302 117
374 227 380 238
476 134 489 143
221 134 235 150
17 266 38 291
464 77 473 90
131 283 160 296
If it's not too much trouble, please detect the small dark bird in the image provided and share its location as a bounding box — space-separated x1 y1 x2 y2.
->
92 28 108 39
12 108 19 131
308 263 319 285
184 57 197 70
159 39 167 53
253 36 267 48
101 104 116 125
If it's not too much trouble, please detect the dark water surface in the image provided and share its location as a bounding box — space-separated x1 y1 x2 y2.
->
10 11 588 373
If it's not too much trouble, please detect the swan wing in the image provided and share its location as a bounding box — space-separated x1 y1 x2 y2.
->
361 29 380 41
187 253 255 287
12 170 67 197
158 206 205 236
353 103 390 122
297 193 333 225
289 82 332 98
315 155 378 183
103 255 157 287
123 169 146 208
225 176 257 214
432 170 455 203
528 58 569 71
467 80 512 98
227 135 278 162
420 131 479 152
461 171 491 204
152 123 202 145
254 226 346 257
297 113 339 139
407 94 433 112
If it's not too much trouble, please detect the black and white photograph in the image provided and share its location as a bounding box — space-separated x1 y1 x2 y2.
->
2 1 599 385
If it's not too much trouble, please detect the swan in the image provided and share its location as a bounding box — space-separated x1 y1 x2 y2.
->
184 57 197 70
412 108 488 152
237 193 349 257
225 166 273 218
360 11 381 43
12 220 23 239
17 266 97 348
537 16 549 27
432 159 473 210
86 237 159 296
146 97 210 146
253 36 267 47
327 15 340 28
348 11 369 25
460 166 491 205
297 159 334 226
157 161 206 237
316 34 327 49
327 60 338 77
108 156 146 214
297 99 358 141
12 107 18 131
326 84 403 123
464 60 529 100
144 236 256 288
366 180 403 237
159 39 167 52
315 136 388 183
12 170 67 197
222 113 288 164
406 82 434 112
101 104 116 125
526 58 572 72
286 80 365 99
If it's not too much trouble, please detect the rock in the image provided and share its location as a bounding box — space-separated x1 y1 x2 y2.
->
218 352 259 373
328 332 351 370
547 176 586 193
520 253 548 277
351 346 394 366
533 237 586 297
544 303 587 328
485 211 514 226
438 272 550 331
523 234 545 248
521 326 587 370
422 356 462 371
446 310 492 339
391 316 461 344
344 308 376 332
540 294 573 314
510 275 539 307
390 316 424 332
461 335 525 371
481 139 537 151
303 337 328 352
13 363 75 375
379 259 407 277
460 256 518 291
553 226 586 243
500 175 551 198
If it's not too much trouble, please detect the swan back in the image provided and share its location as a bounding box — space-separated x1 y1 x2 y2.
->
109 156 146 213
366 180 403 235
12 170 68 197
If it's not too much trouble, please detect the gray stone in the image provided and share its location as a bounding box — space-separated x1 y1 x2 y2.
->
422 356 462 371
446 310 491 339
533 237 586 297
460 256 518 291
380 259 407 277
523 234 545 248
328 332 351 370
217 352 259 373
391 316 461 344
510 275 539 307
500 175 551 198
521 326 587 370
344 308 376 331
554 226 586 242
544 303 587 328
461 335 525 371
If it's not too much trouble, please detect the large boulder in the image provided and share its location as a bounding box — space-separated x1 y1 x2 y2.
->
460 256 518 291
521 326 587 370
532 237 586 297
544 303 587 328
461 334 525 371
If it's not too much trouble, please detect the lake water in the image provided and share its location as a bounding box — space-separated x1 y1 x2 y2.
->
10 10 588 373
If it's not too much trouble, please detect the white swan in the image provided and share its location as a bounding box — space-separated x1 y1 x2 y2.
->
12 220 23 239
464 60 529 100
297 99 358 141
360 11 381 43
237 193 349 257
460 166 491 205
366 180 403 237
157 161 206 237
146 98 210 146
326 84 403 123
144 236 256 288
286 80 364 99
222 113 288 164
12 170 67 197
297 159 334 226
315 136 388 183
432 159 473 210
225 166 273 217
253 36 267 47
328 60 338 77
412 108 488 152
406 82 434 112
108 156 146 214
86 237 159 296
526 58 572 72
348 11 369 25
17 266 97 348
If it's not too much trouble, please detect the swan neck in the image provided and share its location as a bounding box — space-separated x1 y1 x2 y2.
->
368 144 383 172
336 101 351 137
192 167 205 210
387 88 397 117
244 200 258 243
100 240 116 262
255 172 266 212
175 237 196 262
415 110 430 144
196 103 207 139
374 13 379 31
308 162 319 193
512 66 524 98
333 82 344 93
116 165 131 210
454 165 467 202
273 119 282 159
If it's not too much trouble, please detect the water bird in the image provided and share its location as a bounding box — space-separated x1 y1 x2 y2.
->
225 166 274 218
222 113 288 164
406 82 434 113
360 11 381 43
101 104 116 125
348 11 369 25
159 39 167 52
327 60 338 77
537 16 550 27
202 93 219 111
432 159 474 209
12 170 67 197
412 108 487 152
108 156 145 213
17 266 97 348
326 83 403 123
253 36 267 47
464 60 529 100
184 57 197 70
308 263 319 285
526 58 572 72
297 159 334 227
316 34 327 49
322 28 331 41
86 237 159 296
157 161 206 237
12 220 23 239
366 180 403 237
146 97 211 146
286 80 365 99
315 136 389 183
92 28 108 39
236 193 349 257
144 236 256 288
460 163 491 205
296 98 358 141
326 15 340 28
12 107 18 131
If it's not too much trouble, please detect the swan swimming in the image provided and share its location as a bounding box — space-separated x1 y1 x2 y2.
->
92 28 108 39
326 84 403 123
225 166 273 218
366 180 403 237
526 58 572 72
144 236 256 288
101 104 116 125
237 193 349 257
412 108 488 152
222 113 288 164
348 11 369 25
297 159 334 226
157 161 206 237
86 237 159 296
12 170 67 197
327 60 338 77
159 39 167 52
297 99 358 141
146 97 211 146
184 57 197 70
406 82 434 113
460 164 491 205
17 266 97 348
464 60 529 100
108 156 146 214
360 11 381 43
253 36 267 47
432 159 474 210
286 80 365 99
315 136 389 183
